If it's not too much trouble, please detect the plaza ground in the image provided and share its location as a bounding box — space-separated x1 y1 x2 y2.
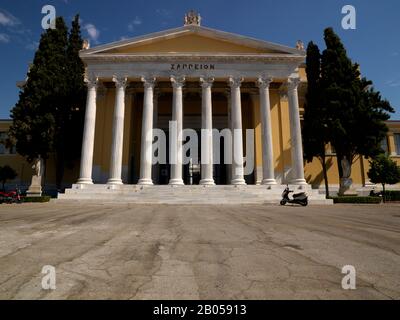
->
0 202 399 300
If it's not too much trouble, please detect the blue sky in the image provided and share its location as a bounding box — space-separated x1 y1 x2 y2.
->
0 0 399 119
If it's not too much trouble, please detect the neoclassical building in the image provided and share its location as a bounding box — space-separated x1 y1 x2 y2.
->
2 12 399 202
75 12 308 188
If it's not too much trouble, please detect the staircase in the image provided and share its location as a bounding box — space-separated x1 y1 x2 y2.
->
58 184 333 205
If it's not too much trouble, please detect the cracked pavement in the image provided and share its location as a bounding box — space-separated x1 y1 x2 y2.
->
0 202 399 300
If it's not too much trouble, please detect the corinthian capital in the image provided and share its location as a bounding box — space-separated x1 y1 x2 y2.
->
287 77 301 91
113 76 128 90
84 76 98 90
256 77 273 89
170 76 186 88
228 77 243 89
200 77 214 89
141 77 157 89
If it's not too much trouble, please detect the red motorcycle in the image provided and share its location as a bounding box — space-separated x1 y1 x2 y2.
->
0 187 22 204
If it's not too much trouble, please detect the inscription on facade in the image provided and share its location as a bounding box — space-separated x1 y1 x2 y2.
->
170 64 215 71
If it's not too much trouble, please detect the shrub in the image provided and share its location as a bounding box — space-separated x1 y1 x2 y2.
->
368 154 400 202
22 196 51 203
0 165 18 191
330 196 382 204
384 191 400 202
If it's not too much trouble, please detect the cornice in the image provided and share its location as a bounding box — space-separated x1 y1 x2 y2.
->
81 53 305 64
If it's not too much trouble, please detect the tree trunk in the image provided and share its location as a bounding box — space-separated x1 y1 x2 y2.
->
320 154 330 198
382 183 386 203
338 153 353 196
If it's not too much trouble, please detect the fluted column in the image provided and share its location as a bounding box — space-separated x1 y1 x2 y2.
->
107 77 127 185
138 77 156 185
229 77 246 185
77 77 98 184
169 76 185 186
287 77 307 185
257 77 277 185
152 89 160 184
200 77 215 185
225 90 232 184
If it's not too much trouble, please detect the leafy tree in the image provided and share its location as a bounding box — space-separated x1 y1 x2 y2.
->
9 15 86 190
368 154 400 202
0 166 18 191
303 41 331 197
320 28 394 195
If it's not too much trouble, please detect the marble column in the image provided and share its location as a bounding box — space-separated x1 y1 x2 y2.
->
200 77 215 185
152 89 160 184
287 77 307 186
77 77 98 184
169 76 185 186
228 77 246 185
107 77 128 185
138 77 156 185
257 77 277 185
225 90 232 184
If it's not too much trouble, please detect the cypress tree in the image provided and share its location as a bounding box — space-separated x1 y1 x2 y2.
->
54 15 86 189
320 28 394 195
303 41 331 197
10 16 86 191
10 17 69 167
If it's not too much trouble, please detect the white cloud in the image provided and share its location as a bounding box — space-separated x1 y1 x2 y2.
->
25 41 39 51
0 33 10 43
155 9 173 26
156 9 172 18
0 9 20 26
83 23 100 43
128 16 142 32
386 79 400 88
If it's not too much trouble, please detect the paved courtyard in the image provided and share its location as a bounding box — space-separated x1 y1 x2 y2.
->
0 202 399 300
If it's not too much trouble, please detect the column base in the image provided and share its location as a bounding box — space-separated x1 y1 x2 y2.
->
231 179 247 186
200 179 215 186
169 179 184 186
290 178 308 186
107 179 123 185
76 178 93 185
262 179 277 186
138 179 154 186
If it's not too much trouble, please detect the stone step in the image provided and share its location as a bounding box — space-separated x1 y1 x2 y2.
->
58 184 332 205
56 196 332 205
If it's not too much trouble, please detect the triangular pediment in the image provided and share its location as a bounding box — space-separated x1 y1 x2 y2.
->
82 25 304 57
106 34 272 54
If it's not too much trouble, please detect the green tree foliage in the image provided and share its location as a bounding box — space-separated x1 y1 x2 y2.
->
55 15 86 189
319 28 393 195
9 15 86 190
0 166 18 191
368 154 400 202
303 41 331 197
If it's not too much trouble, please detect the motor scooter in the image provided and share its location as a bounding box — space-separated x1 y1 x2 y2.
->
280 185 308 206
0 186 22 204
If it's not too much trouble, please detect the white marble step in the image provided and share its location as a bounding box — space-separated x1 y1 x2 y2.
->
59 184 332 205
